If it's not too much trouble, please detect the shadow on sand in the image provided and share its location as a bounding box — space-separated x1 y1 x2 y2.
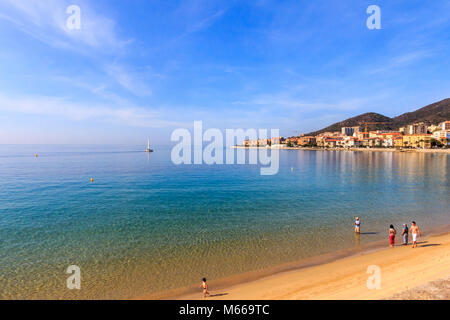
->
408 241 441 248
418 243 441 248
209 293 229 297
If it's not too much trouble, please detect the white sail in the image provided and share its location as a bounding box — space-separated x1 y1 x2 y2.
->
146 138 153 152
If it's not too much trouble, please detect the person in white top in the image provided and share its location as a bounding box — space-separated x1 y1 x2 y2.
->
354 217 361 234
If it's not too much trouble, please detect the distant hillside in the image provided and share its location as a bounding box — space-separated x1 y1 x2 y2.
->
393 98 450 127
307 98 450 136
307 113 395 136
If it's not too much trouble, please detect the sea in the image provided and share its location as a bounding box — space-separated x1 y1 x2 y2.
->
0 145 449 299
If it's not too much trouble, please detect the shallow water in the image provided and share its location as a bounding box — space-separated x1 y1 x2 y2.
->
0 145 449 299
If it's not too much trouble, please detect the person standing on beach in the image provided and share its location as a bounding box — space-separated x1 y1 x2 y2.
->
354 217 361 234
200 278 210 298
402 224 409 245
409 221 421 248
389 225 396 248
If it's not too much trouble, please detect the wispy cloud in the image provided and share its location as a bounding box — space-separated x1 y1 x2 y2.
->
0 0 132 51
104 64 153 97
233 94 370 113
368 50 432 75
0 1 157 99
0 92 185 128
154 7 228 51
186 9 227 35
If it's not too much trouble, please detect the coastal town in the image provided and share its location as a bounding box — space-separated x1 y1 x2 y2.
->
242 121 450 150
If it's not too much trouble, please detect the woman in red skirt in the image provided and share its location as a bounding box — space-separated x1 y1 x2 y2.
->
389 224 397 248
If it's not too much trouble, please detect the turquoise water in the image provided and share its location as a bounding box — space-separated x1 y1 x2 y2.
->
0 145 449 299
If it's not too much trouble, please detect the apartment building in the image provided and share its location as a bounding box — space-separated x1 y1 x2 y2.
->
341 126 360 136
297 136 316 146
405 123 427 135
402 134 432 148
394 136 403 148
439 121 450 131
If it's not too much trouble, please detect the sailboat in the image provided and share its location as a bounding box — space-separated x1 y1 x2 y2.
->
145 138 154 153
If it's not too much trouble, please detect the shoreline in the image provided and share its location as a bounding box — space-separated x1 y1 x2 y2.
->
176 230 450 300
138 224 450 300
232 146 450 153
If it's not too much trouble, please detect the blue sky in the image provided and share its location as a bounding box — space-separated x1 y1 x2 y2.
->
0 0 449 144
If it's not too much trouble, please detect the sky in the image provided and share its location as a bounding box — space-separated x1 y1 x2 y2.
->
0 0 449 144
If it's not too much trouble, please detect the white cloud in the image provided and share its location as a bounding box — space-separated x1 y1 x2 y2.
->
154 7 227 51
0 92 185 128
104 64 153 97
187 9 226 34
368 50 432 75
232 94 368 112
0 0 131 51
53 65 154 98
0 1 156 99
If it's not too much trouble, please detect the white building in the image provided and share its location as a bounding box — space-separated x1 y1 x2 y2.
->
428 124 440 133
433 130 445 140
439 121 450 131
339 137 363 148
382 138 394 147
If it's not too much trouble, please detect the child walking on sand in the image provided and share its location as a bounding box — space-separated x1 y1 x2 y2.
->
200 278 210 298
389 225 396 248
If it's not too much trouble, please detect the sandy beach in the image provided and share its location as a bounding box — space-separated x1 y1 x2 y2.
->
172 231 450 300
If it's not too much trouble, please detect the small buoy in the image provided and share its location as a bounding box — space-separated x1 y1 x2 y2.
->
35 153 38 158
290 167 294 171
90 178 94 183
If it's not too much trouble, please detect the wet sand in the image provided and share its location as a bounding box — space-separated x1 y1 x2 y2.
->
169 231 450 300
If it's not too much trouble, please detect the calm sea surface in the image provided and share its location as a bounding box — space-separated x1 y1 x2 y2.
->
0 145 449 299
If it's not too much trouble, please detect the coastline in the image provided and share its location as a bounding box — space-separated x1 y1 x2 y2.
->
232 145 450 153
3 146 449 300
138 224 450 300
175 231 450 300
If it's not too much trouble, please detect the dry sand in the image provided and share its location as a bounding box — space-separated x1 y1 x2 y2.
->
389 276 450 300
174 232 450 300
